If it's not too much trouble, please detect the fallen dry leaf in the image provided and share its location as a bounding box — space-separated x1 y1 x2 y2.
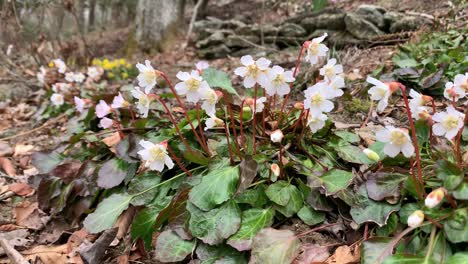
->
0 157 16 176
9 183 35 196
326 245 360 264
114 207 136 240
0 141 12 157
13 144 35 157
0 224 22 232
22 244 68 264
296 245 330 264
14 201 49 229
102 132 122 151
117 255 129 264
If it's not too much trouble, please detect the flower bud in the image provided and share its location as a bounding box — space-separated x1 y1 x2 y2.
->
241 106 252 121
294 102 304 110
245 98 254 106
271 163 280 177
425 188 445 209
270 129 284 143
421 95 433 104
418 110 432 121
215 90 224 98
407 210 424 228
363 148 380 162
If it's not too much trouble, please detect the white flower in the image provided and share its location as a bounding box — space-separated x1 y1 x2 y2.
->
131 87 153 118
363 148 380 162
52 82 72 93
409 89 431 120
205 115 224 131
87 67 101 79
326 75 346 98
234 55 271 88
201 89 219 116
74 96 85 113
367 76 391 113
175 70 211 103
253 97 267 113
95 100 111 118
136 60 157 93
454 73 468 93
432 106 465 140
407 210 424 228
305 33 328 65
270 129 284 143
195 61 209 71
264 66 295 96
65 72 75 82
50 93 64 106
137 140 174 172
37 67 46 84
271 163 280 177
111 92 130 109
303 82 334 115
99 117 114 129
443 81 465 102
425 188 445 209
53 59 67 74
376 126 414 158
73 73 86 83
306 112 327 133
319 59 343 80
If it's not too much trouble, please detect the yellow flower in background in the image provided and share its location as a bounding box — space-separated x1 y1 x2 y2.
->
119 59 126 65
122 72 129 79
107 72 115 78
48 61 55 67
125 63 132 68
92 58 102 66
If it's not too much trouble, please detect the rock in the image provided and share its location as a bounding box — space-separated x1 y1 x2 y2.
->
301 13 346 32
389 16 431 33
197 44 231 59
278 23 306 37
195 30 229 48
0 82 30 102
193 17 224 31
235 24 279 36
221 19 246 29
264 36 303 47
383 11 404 29
225 35 260 48
355 4 386 29
308 30 362 47
344 13 385 39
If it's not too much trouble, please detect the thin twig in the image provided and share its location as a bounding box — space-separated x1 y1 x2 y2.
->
0 237 29 264
0 113 67 141
184 0 203 48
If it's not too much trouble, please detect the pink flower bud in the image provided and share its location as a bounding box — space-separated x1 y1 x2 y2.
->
271 163 280 177
270 129 284 143
425 188 445 208
407 210 424 228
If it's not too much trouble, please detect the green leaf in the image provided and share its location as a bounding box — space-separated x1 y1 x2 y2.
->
366 172 408 201
128 172 161 206
336 144 373 164
266 181 294 206
452 182 468 200
426 232 452 264
250 228 301 264
189 165 239 211
297 205 325 226
399 203 419 224
376 213 398 236
312 0 328 12
319 169 354 195
187 200 241 245
235 185 268 208
273 185 303 217
394 58 419 68
436 160 463 190
227 208 275 251
130 196 172 249
31 151 64 173
361 237 392 264
414 120 430 145
350 185 401 227
97 158 136 189
446 253 468 264
335 131 360 143
444 208 468 243
382 254 428 264
195 243 247 264
115 134 142 163
83 193 132 233
202 68 239 97
154 230 195 263
183 149 210 165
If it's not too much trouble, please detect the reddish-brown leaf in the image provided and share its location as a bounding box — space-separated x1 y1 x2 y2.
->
9 183 35 196
0 157 16 176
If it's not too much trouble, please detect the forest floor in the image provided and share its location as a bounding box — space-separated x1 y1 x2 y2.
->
0 0 462 263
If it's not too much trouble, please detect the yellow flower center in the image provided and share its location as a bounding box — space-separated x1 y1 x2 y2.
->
310 94 324 106
143 70 155 84
139 95 149 106
325 67 334 78
442 115 459 130
389 130 408 145
150 147 166 161
377 87 387 98
272 74 285 86
246 64 260 78
309 42 319 55
460 82 468 92
185 78 201 92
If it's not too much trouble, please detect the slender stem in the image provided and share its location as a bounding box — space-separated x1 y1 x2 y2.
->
455 107 468 168
111 109 124 138
409 157 423 200
423 226 437 264
223 95 242 160
400 86 425 196
262 89 267 136
296 223 339 238
364 223 369 240
445 193 458 209
223 123 234 164
239 99 246 152
129 107 136 124
157 97 192 152
166 144 193 177
253 84 258 154
279 142 283 178
195 103 208 153
292 109 304 134
160 73 210 154
298 110 309 142
280 44 305 114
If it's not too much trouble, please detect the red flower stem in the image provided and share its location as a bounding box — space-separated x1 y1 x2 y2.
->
262 89 267 136
111 109 124 138
239 99 246 152
280 43 305 114
157 97 192 152
160 73 210 154
253 84 258 154
279 141 283 178
166 144 193 177
129 107 136 124
298 110 309 142
452 97 456 108
400 86 425 196
195 103 209 153
292 109 304 133
223 95 242 160
431 99 436 114
456 107 468 168
223 123 234 165
409 157 423 200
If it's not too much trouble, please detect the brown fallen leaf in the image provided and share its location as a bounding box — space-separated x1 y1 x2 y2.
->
114 207 136 241
13 144 35 157
14 201 49 230
0 224 22 232
117 255 129 264
102 132 122 147
22 244 68 264
0 141 13 157
296 245 330 264
9 183 35 196
326 245 360 264
0 157 16 176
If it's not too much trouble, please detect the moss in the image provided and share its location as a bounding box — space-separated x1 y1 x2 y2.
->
345 95 371 114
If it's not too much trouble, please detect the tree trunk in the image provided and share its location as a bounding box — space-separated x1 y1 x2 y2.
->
135 0 184 52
